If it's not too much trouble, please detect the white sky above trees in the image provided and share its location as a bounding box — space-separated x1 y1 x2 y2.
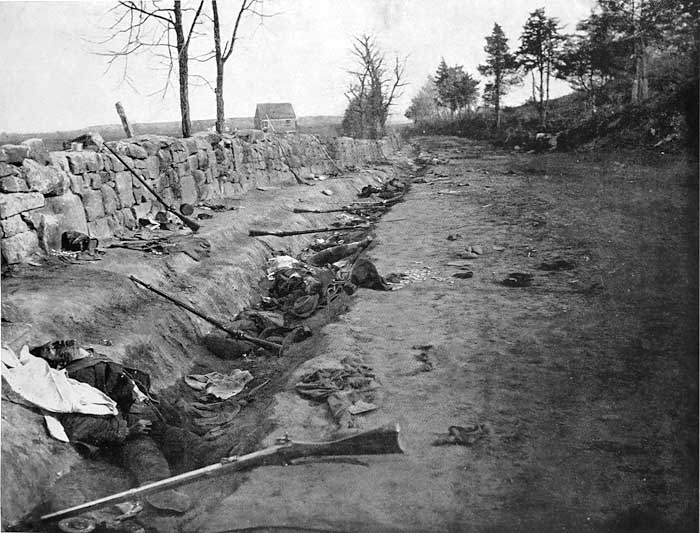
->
0 0 595 133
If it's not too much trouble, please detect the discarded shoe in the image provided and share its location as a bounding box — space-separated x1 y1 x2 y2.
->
433 424 489 446
502 272 533 287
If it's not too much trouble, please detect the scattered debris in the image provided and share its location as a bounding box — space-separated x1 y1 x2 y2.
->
110 235 211 261
411 345 434 373
307 236 373 267
184 370 254 401
296 357 379 427
321 189 334 196
446 233 462 241
385 267 432 288
502 272 533 287
197 212 213 220
433 423 489 447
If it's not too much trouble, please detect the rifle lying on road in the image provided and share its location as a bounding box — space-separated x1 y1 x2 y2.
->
41 422 404 523
249 224 369 238
129 275 283 354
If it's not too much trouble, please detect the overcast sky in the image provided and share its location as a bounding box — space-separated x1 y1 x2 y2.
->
0 0 596 133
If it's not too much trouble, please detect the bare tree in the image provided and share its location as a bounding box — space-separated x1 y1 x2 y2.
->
343 34 406 139
101 0 205 137
211 0 267 134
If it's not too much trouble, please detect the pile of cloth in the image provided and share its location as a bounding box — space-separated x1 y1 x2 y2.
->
295 357 380 428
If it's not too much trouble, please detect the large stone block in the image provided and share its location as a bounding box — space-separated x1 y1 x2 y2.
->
114 171 135 207
1 230 39 263
83 151 100 172
66 152 87 174
187 154 198 173
0 162 18 178
82 189 105 221
127 143 148 160
1 215 29 238
87 218 112 240
21 138 50 165
1 144 30 164
48 152 70 173
0 176 29 193
0 192 44 219
42 191 89 233
68 173 87 197
183 138 199 155
101 184 119 214
172 150 187 163
24 212 61 252
157 149 172 171
131 200 152 221
179 174 197 204
22 160 69 196
119 208 137 229
192 169 206 186
176 163 189 178
197 150 209 170
144 156 159 181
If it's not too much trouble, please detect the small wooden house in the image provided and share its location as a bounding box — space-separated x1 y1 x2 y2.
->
254 103 297 133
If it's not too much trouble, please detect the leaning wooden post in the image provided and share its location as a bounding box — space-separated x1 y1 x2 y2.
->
115 101 133 138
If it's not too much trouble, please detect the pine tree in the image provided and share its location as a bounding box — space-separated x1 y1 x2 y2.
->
478 23 519 128
517 8 564 128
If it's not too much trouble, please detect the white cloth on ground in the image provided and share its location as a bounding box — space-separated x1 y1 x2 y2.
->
184 370 253 400
1 345 118 416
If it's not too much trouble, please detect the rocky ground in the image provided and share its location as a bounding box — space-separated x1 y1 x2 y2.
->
3 136 698 532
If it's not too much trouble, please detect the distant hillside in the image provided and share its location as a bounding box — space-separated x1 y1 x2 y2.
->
0 115 343 151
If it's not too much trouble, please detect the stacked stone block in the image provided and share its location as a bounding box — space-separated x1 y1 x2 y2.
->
1 132 399 264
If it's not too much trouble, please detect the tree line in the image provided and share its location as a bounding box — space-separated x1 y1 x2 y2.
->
405 0 698 132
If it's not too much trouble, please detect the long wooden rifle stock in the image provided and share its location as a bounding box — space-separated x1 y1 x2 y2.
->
41 423 404 523
129 276 283 354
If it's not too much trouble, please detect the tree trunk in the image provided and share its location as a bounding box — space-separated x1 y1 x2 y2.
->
174 1 191 138
544 61 550 129
212 0 225 134
494 73 501 129
538 66 545 128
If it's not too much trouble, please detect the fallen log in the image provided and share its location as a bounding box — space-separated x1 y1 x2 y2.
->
41 423 404 523
129 276 283 354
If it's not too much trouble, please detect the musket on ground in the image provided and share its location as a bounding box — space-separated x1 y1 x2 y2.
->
249 224 369 238
40 422 404 523
129 275 283 354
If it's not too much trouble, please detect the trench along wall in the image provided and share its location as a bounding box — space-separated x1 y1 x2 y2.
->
0 132 398 264
0 131 402 528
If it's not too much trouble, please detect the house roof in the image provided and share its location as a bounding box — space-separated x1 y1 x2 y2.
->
255 103 296 120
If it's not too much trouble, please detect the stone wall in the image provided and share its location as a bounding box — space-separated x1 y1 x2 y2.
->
0 132 399 264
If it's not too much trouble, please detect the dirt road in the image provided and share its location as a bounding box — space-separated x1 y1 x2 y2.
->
190 137 698 532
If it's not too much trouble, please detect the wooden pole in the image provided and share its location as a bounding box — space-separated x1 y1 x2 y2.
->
114 102 133 138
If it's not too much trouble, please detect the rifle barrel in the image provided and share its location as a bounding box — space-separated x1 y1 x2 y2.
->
41 423 403 523
129 276 282 353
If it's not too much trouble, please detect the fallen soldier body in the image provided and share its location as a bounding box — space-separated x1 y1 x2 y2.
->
31 340 231 509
